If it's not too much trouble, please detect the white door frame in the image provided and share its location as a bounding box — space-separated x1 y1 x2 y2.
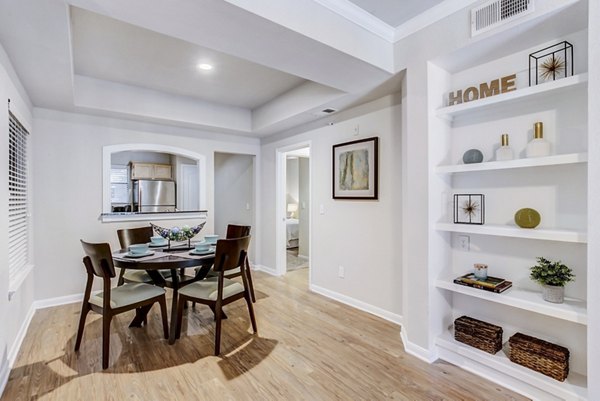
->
275 141 312 278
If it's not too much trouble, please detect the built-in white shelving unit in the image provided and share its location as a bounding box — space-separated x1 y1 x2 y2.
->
435 276 587 325
436 331 588 401
435 152 587 174
435 223 587 243
427 3 590 399
436 73 588 120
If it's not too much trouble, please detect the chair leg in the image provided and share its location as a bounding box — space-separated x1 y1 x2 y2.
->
117 268 126 286
245 259 257 303
158 297 169 339
214 302 223 356
245 291 258 333
175 295 186 340
74 303 90 351
102 315 112 370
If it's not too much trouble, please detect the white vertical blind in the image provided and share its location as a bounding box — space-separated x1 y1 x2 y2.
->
8 111 29 283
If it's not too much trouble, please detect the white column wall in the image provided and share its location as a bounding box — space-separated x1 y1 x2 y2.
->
586 0 599 398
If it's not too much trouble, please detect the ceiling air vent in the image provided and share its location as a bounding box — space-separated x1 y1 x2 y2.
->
471 0 534 37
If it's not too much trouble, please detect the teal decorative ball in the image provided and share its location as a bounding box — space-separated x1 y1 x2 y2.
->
463 149 484 164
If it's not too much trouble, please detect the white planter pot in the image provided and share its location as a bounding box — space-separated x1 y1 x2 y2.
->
542 284 565 303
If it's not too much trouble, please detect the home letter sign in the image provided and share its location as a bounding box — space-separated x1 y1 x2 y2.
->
448 74 516 106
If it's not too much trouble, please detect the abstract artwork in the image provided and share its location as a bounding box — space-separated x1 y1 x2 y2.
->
332 137 378 199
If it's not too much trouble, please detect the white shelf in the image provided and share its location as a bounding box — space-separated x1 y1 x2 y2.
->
435 153 587 174
435 223 587 243
436 330 588 401
435 276 587 325
436 73 588 120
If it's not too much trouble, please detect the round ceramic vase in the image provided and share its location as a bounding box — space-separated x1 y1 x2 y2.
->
463 149 484 164
542 284 564 303
514 208 541 228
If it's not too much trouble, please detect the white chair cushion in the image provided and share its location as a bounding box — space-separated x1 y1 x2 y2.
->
90 283 165 309
123 269 172 283
123 270 152 283
178 278 244 301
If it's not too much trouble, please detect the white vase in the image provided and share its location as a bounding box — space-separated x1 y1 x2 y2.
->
542 284 564 303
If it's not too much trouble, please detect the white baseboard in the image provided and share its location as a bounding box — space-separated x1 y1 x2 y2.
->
253 264 280 276
400 329 437 363
33 293 83 310
309 283 403 326
8 303 35 368
0 347 8 399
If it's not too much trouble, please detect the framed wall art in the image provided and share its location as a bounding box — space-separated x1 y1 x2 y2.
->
332 136 378 200
454 194 485 225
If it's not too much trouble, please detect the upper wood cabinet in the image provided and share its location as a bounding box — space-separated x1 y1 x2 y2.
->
130 162 172 180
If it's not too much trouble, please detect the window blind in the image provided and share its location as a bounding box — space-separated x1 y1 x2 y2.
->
8 111 29 283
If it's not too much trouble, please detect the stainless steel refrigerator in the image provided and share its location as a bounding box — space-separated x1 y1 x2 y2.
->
132 180 176 212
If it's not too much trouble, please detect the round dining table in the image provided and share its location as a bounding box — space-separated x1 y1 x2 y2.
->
113 248 215 343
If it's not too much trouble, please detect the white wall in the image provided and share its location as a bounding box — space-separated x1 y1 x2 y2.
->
32 109 260 301
214 152 255 257
0 43 34 392
298 157 309 257
587 0 600 397
260 95 402 318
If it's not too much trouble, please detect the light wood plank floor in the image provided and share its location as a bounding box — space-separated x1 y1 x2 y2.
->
2 269 528 400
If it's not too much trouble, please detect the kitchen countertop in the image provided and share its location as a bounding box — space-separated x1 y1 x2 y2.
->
100 210 208 223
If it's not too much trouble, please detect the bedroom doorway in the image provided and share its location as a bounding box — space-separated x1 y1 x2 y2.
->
275 143 311 278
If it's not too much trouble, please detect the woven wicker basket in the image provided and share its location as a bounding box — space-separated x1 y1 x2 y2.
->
454 316 503 354
509 332 569 381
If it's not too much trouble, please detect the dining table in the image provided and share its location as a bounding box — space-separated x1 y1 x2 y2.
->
112 244 216 344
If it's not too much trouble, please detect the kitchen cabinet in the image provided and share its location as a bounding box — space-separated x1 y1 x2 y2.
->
130 162 172 180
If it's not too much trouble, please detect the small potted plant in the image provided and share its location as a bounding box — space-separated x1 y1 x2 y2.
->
529 257 575 303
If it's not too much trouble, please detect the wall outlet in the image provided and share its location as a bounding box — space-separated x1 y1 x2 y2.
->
338 265 345 278
458 235 470 251
245 202 251 210
319 204 325 215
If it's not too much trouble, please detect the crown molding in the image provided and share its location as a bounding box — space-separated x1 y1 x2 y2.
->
313 0 395 42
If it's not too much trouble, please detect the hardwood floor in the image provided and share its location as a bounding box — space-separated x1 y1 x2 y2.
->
2 269 527 400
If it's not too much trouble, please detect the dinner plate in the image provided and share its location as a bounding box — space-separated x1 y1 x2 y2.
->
189 248 215 255
124 251 155 258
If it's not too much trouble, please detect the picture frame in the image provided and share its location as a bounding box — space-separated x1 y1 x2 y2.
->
332 136 378 200
454 194 485 225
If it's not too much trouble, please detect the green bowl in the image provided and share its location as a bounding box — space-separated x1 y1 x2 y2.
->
514 208 541 229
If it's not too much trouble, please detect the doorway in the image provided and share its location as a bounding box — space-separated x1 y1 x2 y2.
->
276 144 311 278
214 152 256 258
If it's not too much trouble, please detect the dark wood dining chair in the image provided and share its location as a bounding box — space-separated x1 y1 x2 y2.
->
207 224 256 302
117 226 171 285
174 236 257 355
76 240 169 369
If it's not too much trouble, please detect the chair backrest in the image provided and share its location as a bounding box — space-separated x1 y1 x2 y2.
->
80 240 116 278
213 236 251 272
117 226 154 249
226 224 251 239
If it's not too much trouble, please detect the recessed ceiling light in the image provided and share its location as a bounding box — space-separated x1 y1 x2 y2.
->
197 63 213 71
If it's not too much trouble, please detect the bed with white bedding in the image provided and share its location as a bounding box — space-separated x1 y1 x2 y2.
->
286 218 299 248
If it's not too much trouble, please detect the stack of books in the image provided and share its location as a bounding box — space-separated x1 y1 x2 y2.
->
453 273 512 293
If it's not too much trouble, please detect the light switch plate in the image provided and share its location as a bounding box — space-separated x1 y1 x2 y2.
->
458 235 470 251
